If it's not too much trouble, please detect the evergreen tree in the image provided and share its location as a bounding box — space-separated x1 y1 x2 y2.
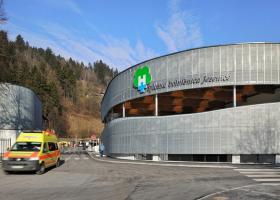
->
15 35 25 51
114 68 119 77
0 31 10 82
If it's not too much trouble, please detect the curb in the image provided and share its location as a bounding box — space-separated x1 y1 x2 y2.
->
87 152 236 169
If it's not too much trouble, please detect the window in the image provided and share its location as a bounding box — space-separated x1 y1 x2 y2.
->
48 142 57 151
11 142 42 152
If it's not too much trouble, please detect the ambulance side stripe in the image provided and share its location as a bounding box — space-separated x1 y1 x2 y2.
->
39 150 60 160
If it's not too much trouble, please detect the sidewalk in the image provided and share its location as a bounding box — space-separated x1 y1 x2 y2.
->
87 152 236 168
87 152 280 169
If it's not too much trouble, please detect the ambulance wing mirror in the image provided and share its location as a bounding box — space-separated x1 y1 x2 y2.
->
6 147 10 151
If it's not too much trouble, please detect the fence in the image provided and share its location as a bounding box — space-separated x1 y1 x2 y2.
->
0 138 11 161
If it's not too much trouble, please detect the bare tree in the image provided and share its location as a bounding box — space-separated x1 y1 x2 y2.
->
0 0 7 24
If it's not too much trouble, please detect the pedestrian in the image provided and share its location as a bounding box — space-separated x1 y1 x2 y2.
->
89 140 93 151
99 143 105 157
82 142 86 150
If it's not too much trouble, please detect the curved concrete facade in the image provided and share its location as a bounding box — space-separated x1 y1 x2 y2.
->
102 103 280 155
101 43 280 162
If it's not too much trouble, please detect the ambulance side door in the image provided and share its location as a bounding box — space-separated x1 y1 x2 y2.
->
47 142 57 166
42 142 52 167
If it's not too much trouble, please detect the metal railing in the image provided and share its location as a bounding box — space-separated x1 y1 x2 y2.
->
0 138 11 161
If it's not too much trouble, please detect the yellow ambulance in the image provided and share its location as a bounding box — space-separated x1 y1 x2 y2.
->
2 130 61 175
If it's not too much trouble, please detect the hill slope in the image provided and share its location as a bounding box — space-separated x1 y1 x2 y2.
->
0 31 117 138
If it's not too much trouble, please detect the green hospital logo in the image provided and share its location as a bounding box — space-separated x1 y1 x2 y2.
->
133 66 152 94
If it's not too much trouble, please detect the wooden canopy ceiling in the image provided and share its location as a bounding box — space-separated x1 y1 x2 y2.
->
111 85 278 117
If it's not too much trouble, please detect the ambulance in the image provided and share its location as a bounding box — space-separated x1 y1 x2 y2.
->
2 130 61 174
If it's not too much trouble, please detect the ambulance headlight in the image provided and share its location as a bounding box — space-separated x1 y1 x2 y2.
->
29 157 39 161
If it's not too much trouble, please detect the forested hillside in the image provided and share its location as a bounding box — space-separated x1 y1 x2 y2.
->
0 31 118 138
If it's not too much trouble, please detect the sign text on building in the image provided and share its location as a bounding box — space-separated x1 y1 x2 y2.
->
147 75 231 92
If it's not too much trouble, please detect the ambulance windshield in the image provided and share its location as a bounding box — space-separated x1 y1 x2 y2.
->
11 142 42 152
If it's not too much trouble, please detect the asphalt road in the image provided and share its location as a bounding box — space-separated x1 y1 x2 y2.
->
0 151 280 200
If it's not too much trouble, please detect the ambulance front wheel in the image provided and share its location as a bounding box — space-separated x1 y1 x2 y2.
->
36 162 45 175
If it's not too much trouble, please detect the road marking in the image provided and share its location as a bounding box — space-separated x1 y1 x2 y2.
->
239 188 280 198
197 184 262 200
253 178 280 182
238 171 280 174
246 174 280 178
74 157 80 160
261 183 280 186
234 168 280 185
198 183 280 199
83 157 89 160
234 169 279 171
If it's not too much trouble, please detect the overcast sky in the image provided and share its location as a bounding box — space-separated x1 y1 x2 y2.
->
2 0 280 71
